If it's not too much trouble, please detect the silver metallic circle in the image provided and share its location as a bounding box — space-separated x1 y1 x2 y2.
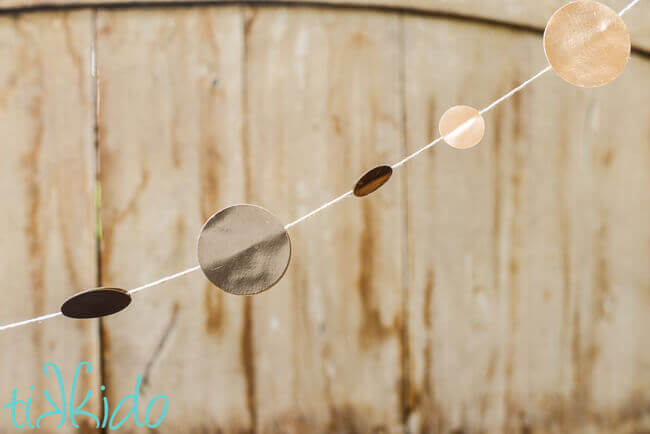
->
197 204 291 295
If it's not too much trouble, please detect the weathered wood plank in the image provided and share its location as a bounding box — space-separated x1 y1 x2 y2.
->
0 11 100 433
243 7 404 432
573 56 650 433
98 5 406 432
0 0 648 53
96 7 251 432
402 17 518 433
403 13 650 434
17 3 644 433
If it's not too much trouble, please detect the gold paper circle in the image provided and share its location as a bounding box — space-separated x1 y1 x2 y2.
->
438 105 485 149
197 204 291 296
354 165 393 197
544 0 631 88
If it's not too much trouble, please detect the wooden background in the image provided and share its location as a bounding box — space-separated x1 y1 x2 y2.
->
0 0 648 433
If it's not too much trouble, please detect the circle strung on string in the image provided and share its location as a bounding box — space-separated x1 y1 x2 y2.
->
0 0 643 332
544 0 631 88
439 105 485 149
61 287 132 319
197 204 291 295
354 165 393 197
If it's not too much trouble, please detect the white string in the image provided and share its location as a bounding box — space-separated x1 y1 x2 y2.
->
128 265 201 295
389 0 642 172
479 66 552 115
391 65 551 169
0 0 643 332
392 137 444 169
284 190 353 229
0 312 62 331
619 0 642 15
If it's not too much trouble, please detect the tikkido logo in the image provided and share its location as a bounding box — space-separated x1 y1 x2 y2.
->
3 362 169 430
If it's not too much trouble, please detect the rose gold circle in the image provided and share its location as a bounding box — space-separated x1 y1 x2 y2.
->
544 0 631 88
438 105 485 150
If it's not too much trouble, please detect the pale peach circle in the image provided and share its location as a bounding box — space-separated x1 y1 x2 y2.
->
544 0 631 88
438 105 485 150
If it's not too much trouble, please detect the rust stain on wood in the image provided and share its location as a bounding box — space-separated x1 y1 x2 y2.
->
426 96 437 151
76 418 98 434
571 310 601 425
241 297 256 432
262 411 312 433
422 269 434 329
601 148 615 168
511 72 525 142
57 198 83 291
243 8 257 38
326 405 363 434
595 223 610 321
199 93 227 335
357 200 394 349
203 283 226 335
100 166 150 279
21 74 46 367
492 99 503 300
415 337 443 433
198 137 222 216
170 102 183 170
504 101 524 425
331 114 343 136
62 13 84 102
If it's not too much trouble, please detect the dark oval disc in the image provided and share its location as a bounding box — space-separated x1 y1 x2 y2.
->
61 287 132 319
353 165 393 197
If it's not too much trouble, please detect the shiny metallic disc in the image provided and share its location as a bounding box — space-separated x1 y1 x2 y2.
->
61 287 132 319
197 204 291 296
543 0 631 88
438 105 485 149
354 165 393 197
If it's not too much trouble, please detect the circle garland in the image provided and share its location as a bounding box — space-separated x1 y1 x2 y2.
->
0 0 643 329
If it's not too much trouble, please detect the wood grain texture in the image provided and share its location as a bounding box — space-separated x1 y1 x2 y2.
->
0 0 648 53
95 7 251 432
97 5 406 431
243 7 404 432
0 11 100 433
403 14 650 434
0 2 646 433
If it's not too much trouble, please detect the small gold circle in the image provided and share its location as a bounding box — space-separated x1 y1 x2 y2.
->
544 0 631 88
354 165 393 197
438 105 485 149
197 204 291 296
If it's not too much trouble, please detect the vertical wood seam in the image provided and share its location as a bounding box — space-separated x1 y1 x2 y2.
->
240 6 257 433
92 9 108 434
397 12 412 432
